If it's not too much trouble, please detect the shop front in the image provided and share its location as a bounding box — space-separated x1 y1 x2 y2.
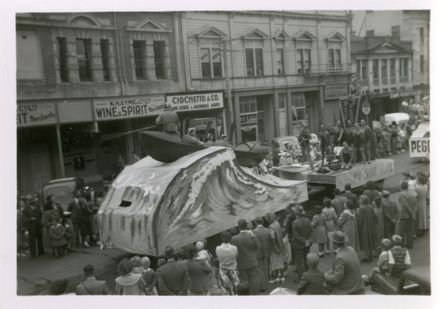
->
17 102 60 194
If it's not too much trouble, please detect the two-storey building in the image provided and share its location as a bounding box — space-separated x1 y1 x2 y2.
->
351 33 413 119
180 11 353 143
16 12 188 193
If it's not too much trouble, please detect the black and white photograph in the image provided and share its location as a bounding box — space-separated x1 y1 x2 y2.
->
1 1 438 307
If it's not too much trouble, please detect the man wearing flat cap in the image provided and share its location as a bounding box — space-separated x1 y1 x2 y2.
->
324 230 365 295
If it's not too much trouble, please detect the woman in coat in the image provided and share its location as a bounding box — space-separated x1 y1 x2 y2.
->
357 195 377 262
337 199 359 252
372 196 385 255
114 258 146 295
267 212 285 283
311 206 327 257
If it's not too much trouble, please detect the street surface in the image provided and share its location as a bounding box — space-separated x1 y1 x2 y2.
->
16 151 430 295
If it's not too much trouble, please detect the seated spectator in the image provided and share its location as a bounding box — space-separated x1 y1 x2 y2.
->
76 264 110 295
140 256 158 295
297 253 325 295
388 235 411 277
114 258 145 295
341 142 353 169
363 238 393 286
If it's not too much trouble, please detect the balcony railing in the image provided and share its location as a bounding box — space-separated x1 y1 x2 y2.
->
306 63 352 76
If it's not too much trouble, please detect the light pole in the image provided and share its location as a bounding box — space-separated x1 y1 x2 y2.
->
222 39 236 145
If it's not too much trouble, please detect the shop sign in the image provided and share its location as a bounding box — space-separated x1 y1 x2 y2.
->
93 95 165 121
17 102 57 127
409 137 429 158
165 92 224 112
325 84 348 100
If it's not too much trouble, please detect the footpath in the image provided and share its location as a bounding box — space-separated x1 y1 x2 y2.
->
17 246 127 295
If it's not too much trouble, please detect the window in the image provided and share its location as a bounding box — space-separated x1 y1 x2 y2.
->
381 59 388 84
153 41 166 79
76 39 92 82
200 47 222 78
391 26 400 38
291 93 306 122
328 48 341 71
420 55 424 73
297 49 311 75
372 59 379 85
399 58 408 82
100 39 111 81
278 93 286 109
245 48 264 76
239 97 258 124
419 27 424 45
356 60 367 80
133 40 146 80
276 48 285 75
390 59 396 84
57 37 68 83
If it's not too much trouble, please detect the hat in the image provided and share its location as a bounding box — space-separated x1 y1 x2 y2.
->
382 190 390 197
221 134 227 138
329 230 349 245
292 205 305 215
392 234 402 245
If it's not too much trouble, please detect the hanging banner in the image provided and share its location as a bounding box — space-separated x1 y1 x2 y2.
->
17 102 57 127
93 95 165 121
166 92 224 112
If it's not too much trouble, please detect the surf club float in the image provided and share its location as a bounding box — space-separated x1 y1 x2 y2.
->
97 146 308 256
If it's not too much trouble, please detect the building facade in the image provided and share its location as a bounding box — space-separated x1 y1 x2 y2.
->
351 34 414 119
16 12 191 193
356 10 429 96
180 11 353 143
16 11 353 194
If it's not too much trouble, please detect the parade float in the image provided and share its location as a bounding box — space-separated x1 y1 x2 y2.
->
97 146 308 256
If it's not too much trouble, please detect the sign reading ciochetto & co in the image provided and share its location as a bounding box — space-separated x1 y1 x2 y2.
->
165 92 224 112
17 102 57 127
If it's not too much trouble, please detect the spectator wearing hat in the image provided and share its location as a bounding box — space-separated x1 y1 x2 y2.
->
311 206 326 257
76 264 110 295
396 181 418 249
291 205 313 281
382 190 398 238
231 219 260 294
415 172 429 236
324 231 365 295
297 253 325 295
337 199 360 251
357 195 377 262
388 235 411 277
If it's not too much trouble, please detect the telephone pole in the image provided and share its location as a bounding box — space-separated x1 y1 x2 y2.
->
222 39 236 145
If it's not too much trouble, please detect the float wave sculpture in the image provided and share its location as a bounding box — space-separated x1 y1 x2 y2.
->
97 146 308 256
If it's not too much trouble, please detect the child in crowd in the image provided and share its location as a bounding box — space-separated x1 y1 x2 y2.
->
140 256 158 295
297 253 325 295
362 238 393 286
388 235 411 277
50 218 67 258
311 206 327 257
